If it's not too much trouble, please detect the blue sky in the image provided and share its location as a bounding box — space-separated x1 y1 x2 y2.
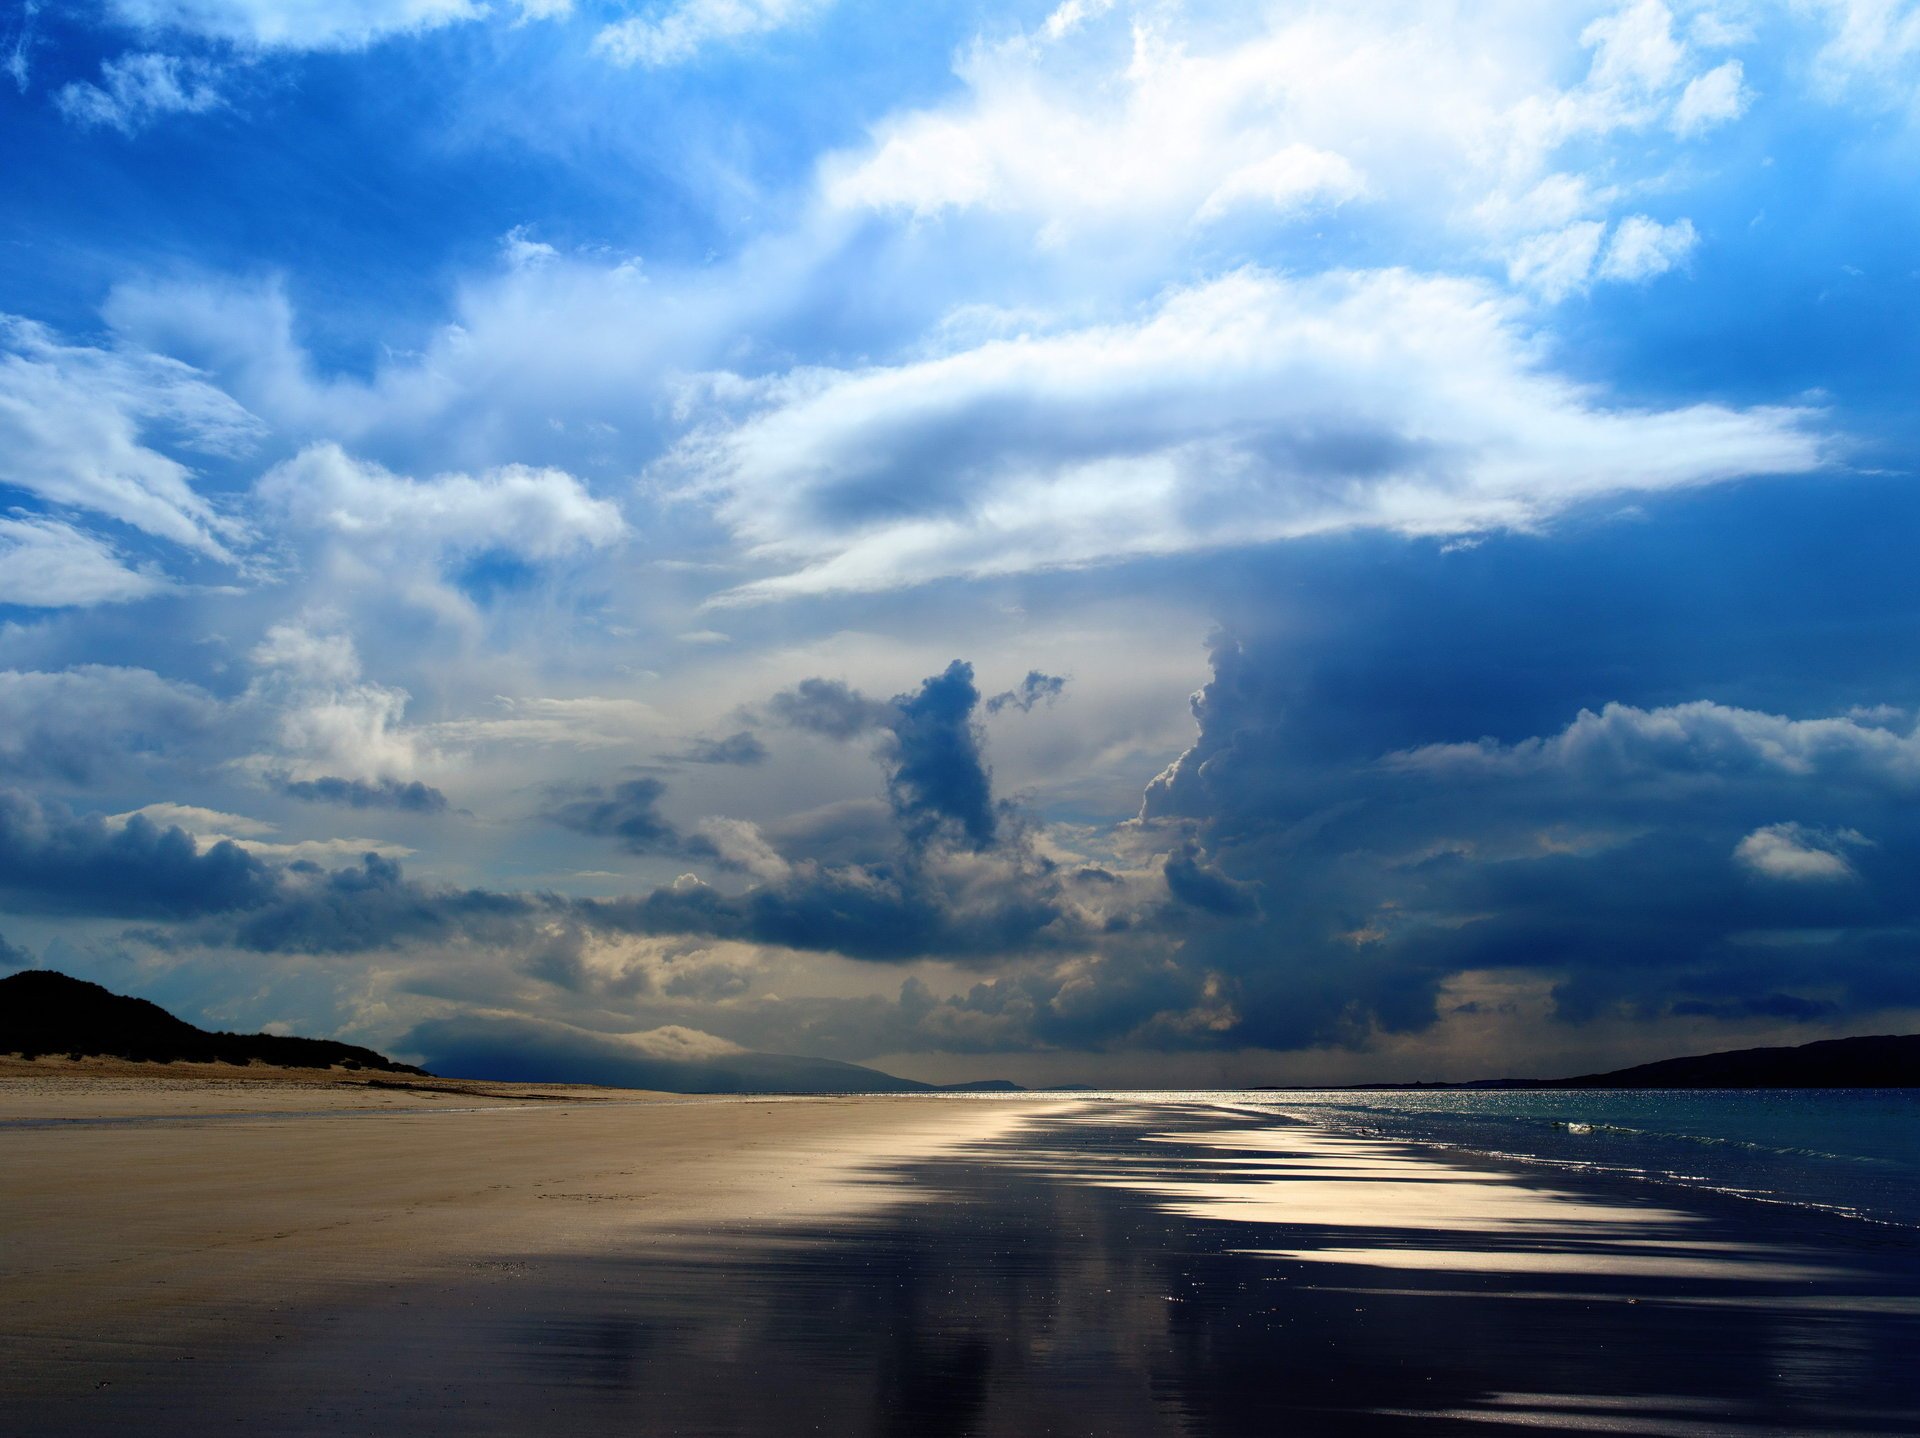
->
3 0 1918 1084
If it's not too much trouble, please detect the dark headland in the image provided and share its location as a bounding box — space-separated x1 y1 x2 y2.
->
1338 1031 1920 1090
0 969 426 1073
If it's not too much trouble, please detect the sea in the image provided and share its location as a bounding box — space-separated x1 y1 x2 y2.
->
1223 1087 1920 1230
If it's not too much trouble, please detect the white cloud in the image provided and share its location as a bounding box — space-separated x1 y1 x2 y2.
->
105 0 488 51
426 695 666 750
1194 144 1366 225
56 52 223 134
257 443 626 561
247 621 434 783
0 516 166 607
108 801 415 861
662 267 1824 600
0 316 258 559
1670 58 1750 136
1390 700 1920 788
594 0 827 68
1598 214 1699 281
1508 221 1608 300
1802 0 1920 96
823 0 1743 269
1734 822 1870 882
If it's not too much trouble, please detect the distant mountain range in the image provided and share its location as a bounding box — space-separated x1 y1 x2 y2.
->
0 971 1022 1094
0 970 425 1074
1352 1032 1920 1090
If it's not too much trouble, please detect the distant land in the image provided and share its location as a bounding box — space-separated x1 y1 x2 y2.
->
1344 1033 1920 1091
0 970 425 1075
0 971 1022 1095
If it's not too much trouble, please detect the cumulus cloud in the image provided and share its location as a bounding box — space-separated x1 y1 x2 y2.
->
1142 609 1920 1051
823 0 1746 271
0 516 166 607
0 316 258 559
257 443 625 562
245 622 437 786
593 0 828 67
1734 822 1870 882
56 51 224 133
0 786 278 918
270 774 450 813
541 776 684 854
1387 700 1920 789
668 268 1824 599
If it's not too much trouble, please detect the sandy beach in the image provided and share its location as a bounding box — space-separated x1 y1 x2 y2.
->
6 1073 1919 1436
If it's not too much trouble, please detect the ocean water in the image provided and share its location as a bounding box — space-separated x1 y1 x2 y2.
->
1228 1088 1920 1229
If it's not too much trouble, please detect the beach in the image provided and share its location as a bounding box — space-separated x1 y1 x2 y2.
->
5 1077 1919 1435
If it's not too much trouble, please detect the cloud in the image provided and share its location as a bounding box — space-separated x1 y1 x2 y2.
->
985 671 1066 715
767 677 896 739
823 1 1745 269
668 268 1824 599
0 316 259 559
1138 598 1920 1051
541 776 684 854
1734 822 1870 882
886 660 997 852
1670 59 1749 137
56 52 223 134
245 622 437 786
593 0 828 68
1386 700 1920 789
0 666 226 784
0 516 166 607
1597 215 1699 282
675 731 768 765
103 0 492 51
271 774 450 813
258 443 625 562
0 786 278 918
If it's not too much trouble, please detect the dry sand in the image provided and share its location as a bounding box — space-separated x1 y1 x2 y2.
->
0 1062 1064 1407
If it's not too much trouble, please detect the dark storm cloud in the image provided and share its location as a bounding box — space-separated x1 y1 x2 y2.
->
766 678 895 739
986 671 1067 715
0 787 279 918
272 774 450 813
674 731 768 766
0 930 31 974
584 858 1076 964
540 777 686 854
223 853 543 955
1124 484 1920 1052
1162 840 1259 916
887 661 997 852
771 662 1004 853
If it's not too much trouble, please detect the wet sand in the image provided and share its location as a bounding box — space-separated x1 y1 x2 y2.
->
5 1080 1919 1435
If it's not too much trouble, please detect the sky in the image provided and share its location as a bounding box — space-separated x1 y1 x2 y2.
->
3 0 1919 1086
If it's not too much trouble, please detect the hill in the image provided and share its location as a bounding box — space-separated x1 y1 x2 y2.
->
1542 1032 1920 1088
0 970 425 1074
403 1014 1019 1095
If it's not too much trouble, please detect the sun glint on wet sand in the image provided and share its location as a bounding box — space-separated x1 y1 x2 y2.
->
6 1075 1920 1436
